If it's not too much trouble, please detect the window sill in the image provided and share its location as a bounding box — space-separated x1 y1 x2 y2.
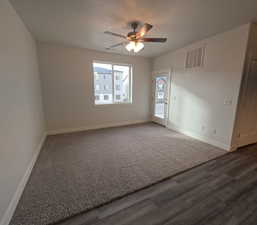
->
94 102 133 106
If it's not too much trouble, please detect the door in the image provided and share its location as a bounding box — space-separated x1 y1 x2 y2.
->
152 72 170 126
236 59 257 147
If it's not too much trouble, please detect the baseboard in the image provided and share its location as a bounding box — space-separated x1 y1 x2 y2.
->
0 133 47 225
47 120 150 135
230 145 238 152
167 124 230 151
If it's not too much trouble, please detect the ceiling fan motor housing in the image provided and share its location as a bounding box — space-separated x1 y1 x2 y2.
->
127 31 137 40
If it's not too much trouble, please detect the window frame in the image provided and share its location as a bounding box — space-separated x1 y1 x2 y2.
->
95 84 100 91
92 60 133 105
95 95 100 101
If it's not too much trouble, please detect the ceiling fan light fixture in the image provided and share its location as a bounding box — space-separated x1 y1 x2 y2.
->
126 41 144 53
134 42 144 53
105 22 166 52
126 41 135 52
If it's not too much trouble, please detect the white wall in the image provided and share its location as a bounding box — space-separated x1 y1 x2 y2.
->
0 1 45 224
153 24 250 150
38 43 152 134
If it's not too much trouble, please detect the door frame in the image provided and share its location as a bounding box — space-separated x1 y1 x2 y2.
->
231 58 257 150
151 69 172 127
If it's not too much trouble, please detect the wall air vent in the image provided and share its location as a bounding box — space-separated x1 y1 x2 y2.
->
185 46 205 69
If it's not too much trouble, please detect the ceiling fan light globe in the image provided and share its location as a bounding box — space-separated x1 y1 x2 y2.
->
134 42 144 53
126 41 135 52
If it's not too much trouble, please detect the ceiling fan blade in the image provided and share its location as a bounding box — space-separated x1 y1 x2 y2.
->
141 38 167 43
136 23 153 38
106 42 126 50
104 31 127 39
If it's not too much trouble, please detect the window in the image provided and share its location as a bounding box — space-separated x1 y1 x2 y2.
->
95 95 100 100
95 73 99 80
95 84 100 91
116 85 120 91
93 62 132 105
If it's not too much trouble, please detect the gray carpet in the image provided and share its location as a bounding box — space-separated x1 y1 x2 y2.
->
11 123 225 225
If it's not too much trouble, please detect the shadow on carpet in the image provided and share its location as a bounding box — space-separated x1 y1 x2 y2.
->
10 123 225 225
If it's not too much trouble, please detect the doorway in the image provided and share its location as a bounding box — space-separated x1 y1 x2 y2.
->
152 71 170 126
234 59 257 148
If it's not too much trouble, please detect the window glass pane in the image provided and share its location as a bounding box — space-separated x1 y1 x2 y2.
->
154 76 167 119
93 63 113 104
113 65 130 103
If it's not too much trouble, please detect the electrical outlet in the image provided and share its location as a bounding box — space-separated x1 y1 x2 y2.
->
224 99 232 105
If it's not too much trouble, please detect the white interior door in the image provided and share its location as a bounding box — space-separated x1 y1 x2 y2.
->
152 72 170 126
236 59 257 147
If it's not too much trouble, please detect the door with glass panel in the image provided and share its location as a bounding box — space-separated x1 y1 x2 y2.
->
152 73 170 126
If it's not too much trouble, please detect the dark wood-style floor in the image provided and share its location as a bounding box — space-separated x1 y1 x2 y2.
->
57 144 257 225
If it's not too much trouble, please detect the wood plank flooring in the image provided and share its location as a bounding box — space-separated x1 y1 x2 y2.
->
57 144 257 225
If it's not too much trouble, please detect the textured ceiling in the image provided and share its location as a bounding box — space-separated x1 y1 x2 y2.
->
10 0 257 57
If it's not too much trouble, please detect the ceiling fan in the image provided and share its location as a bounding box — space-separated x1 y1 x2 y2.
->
104 22 167 53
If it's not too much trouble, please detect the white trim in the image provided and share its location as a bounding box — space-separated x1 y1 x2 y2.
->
0 134 47 225
167 124 230 151
230 145 239 152
152 68 172 75
47 120 150 135
93 60 132 67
